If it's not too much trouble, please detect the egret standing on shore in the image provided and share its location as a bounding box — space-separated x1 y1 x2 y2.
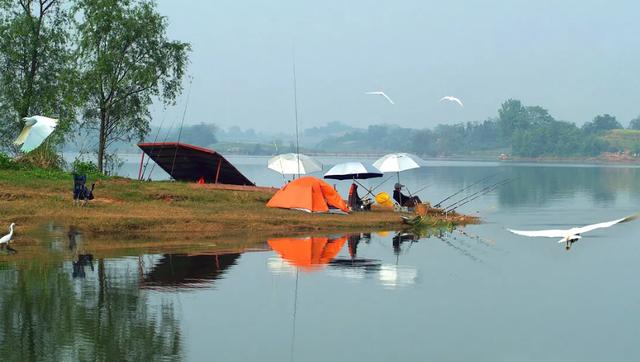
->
13 116 58 153
0 223 15 247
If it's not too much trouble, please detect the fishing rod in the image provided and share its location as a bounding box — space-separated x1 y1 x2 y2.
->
170 76 194 178
140 105 168 180
443 178 510 212
445 178 513 213
412 183 434 195
146 117 176 181
361 175 394 199
434 173 497 208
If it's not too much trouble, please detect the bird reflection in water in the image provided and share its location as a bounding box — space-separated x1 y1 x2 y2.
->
4 244 17 255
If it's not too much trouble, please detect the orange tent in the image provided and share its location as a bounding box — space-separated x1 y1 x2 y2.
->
266 176 349 213
268 236 347 271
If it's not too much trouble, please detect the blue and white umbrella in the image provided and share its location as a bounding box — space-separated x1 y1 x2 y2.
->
323 162 382 180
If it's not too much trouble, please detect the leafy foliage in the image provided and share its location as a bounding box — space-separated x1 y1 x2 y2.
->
0 152 17 169
582 114 623 134
75 0 190 171
0 0 78 152
71 158 100 175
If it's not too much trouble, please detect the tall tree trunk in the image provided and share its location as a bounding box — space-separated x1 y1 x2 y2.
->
98 110 107 172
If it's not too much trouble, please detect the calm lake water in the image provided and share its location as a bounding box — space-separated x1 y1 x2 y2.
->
2 157 640 361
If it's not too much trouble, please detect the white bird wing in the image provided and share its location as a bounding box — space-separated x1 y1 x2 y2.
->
571 214 638 235
13 125 33 146
365 91 394 104
440 96 463 107
18 116 58 153
508 229 569 238
380 92 395 104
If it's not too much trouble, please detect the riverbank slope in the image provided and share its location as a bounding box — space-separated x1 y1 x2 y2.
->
0 170 476 243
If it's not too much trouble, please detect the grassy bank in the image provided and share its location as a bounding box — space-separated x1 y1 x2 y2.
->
0 169 476 245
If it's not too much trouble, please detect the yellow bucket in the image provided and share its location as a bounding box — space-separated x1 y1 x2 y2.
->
375 192 393 208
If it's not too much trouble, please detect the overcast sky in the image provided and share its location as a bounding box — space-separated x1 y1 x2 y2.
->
155 0 640 132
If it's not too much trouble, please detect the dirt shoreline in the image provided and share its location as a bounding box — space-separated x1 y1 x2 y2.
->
0 170 477 246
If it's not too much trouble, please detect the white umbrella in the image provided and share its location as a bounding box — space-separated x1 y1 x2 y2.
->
13 115 58 153
268 153 322 175
373 152 425 188
323 162 382 180
373 153 423 173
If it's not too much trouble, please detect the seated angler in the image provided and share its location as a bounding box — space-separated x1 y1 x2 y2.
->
348 183 371 211
393 183 422 208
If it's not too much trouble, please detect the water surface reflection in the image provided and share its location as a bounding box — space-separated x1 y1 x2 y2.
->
4 159 640 360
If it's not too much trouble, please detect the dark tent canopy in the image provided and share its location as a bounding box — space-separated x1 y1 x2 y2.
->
138 142 254 185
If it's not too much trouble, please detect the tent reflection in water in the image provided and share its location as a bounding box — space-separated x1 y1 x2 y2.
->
268 236 347 271
140 253 241 290
266 176 349 213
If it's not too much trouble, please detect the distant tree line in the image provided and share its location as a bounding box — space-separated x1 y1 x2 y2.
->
0 0 190 172
317 100 640 158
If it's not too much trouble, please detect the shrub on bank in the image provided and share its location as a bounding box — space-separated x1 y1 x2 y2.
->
0 152 17 170
71 159 101 175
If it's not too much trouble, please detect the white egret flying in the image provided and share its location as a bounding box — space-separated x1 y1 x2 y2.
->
13 115 59 153
439 96 464 107
365 91 395 105
508 214 638 249
0 223 15 246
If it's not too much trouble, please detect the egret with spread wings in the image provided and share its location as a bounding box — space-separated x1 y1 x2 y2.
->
508 214 638 249
13 116 58 153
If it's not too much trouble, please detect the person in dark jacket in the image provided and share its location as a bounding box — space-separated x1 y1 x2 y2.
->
348 183 371 211
393 183 421 207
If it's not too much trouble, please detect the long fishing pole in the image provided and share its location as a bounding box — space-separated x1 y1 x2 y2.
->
361 174 394 199
147 115 177 181
445 184 503 213
412 183 434 195
274 142 286 185
455 178 512 211
170 76 193 178
140 105 168 180
443 178 510 211
446 179 512 212
434 173 497 208
291 46 300 180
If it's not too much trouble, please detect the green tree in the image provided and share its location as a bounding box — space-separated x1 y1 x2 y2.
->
76 0 190 172
0 0 77 152
628 115 640 130
497 99 528 141
525 106 554 126
582 114 622 134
